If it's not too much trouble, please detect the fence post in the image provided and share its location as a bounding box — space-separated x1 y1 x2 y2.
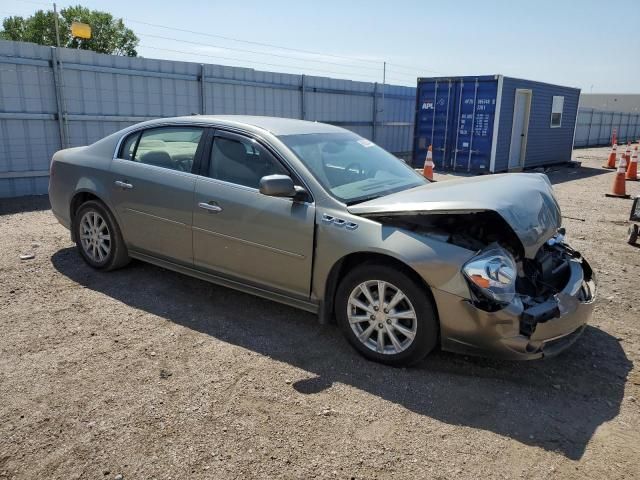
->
300 74 306 120
50 47 67 149
372 82 378 142
586 108 594 147
617 114 622 144
200 64 206 114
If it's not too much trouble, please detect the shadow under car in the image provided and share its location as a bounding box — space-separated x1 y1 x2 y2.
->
51 247 632 460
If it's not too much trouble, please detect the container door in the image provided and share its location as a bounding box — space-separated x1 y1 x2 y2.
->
451 78 499 172
414 77 498 172
413 79 456 169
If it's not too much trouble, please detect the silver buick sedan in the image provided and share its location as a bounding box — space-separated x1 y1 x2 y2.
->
49 116 596 365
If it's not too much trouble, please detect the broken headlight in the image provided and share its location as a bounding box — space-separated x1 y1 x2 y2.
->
462 245 516 304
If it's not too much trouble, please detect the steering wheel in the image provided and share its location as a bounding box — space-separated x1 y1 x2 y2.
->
175 157 192 172
344 162 363 179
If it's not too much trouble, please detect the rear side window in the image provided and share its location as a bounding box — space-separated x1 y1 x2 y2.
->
120 132 139 160
209 135 288 189
118 126 204 172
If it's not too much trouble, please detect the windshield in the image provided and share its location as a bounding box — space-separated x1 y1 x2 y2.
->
279 132 427 204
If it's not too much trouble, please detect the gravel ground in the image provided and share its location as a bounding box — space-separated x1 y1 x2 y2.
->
1 146 639 479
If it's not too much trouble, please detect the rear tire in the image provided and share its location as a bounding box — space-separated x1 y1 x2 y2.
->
74 200 130 271
335 264 438 366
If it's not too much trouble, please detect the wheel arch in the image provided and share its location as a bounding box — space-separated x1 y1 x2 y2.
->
320 251 440 327
69 190 115 242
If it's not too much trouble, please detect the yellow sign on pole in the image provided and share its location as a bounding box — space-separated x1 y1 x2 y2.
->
71 22 91 39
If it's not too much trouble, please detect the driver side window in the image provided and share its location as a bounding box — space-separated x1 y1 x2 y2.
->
120 126 204 173
209 134 288 189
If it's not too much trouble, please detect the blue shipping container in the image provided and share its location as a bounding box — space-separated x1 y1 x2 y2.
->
412 75 581 173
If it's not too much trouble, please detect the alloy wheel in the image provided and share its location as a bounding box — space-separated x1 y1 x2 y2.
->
347 280 418 355
79 210 111 263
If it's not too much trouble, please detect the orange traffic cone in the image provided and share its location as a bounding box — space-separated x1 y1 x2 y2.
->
604 143 617 169
605 155 630 198
626 147 638 181
422 145 434 180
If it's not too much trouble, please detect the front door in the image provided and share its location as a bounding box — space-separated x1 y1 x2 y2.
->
192 130 315 298
110 125 206 264
508 89 532 170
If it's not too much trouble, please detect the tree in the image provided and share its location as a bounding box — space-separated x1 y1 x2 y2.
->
0 5 138 56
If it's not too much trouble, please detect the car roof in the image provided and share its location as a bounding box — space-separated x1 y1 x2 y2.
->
139 115 348 136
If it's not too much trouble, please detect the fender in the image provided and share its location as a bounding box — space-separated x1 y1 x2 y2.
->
312 207 476 308
68 177 121 241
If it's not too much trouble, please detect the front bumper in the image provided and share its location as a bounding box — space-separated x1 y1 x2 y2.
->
435 257 596 360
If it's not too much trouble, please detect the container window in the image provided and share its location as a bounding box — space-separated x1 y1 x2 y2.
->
551 96 564 128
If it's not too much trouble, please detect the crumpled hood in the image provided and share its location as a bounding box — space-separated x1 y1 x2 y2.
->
348 173 561 258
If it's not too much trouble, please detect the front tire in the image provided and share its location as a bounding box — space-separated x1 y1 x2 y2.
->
335 264 438 366
74 200 130 271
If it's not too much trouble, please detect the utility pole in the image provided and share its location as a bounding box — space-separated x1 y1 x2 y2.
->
53 3 61 48
380 61 386 142
52 2 69 148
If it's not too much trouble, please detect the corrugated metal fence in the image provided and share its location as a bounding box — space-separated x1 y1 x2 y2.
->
2 38 638 198
0 40 415 198
573 108 640 147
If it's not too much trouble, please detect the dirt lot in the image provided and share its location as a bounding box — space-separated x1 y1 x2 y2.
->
1 146 639 479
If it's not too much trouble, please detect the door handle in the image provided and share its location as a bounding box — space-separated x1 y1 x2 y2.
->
198 202 222 213
114 180 133 189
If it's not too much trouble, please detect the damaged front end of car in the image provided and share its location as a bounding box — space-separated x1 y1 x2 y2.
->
347 174 597 358
460 231 596 358
357 209 596 359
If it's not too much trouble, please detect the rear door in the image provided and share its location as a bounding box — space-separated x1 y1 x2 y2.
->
192 129 315 298
110 125 206 265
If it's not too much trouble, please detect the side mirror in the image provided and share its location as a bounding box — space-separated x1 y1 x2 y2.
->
259 174 296 197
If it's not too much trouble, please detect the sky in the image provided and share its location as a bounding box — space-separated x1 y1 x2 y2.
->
1 0 639 92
